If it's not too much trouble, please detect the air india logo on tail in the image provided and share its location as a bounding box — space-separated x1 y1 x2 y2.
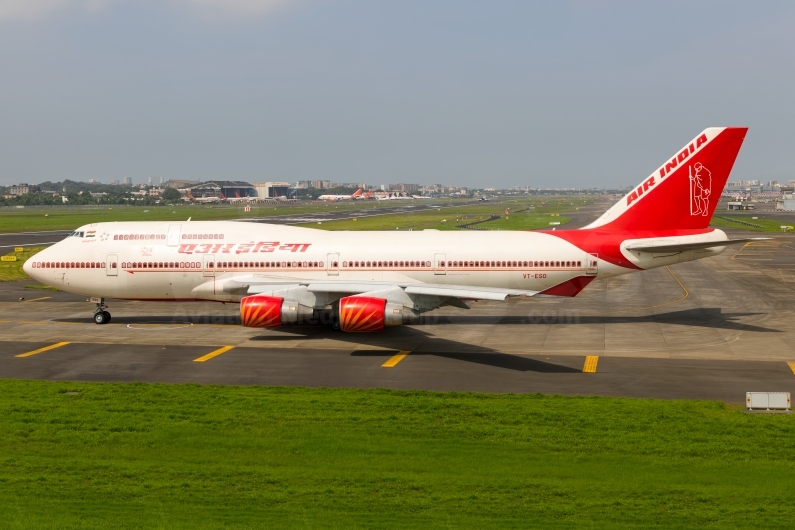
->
689 162 712 216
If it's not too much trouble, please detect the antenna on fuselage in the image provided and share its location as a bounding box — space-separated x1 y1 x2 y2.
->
187 217 191 221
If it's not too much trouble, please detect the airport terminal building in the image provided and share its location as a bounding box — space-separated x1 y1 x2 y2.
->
180 181 256 200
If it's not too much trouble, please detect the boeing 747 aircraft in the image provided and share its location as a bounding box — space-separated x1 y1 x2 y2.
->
25 127 761 331
317 189 363 201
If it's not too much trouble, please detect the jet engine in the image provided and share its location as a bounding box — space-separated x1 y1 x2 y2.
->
338 296 414 332
240 295 312 327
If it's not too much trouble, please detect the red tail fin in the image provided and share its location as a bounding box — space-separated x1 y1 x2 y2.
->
352 189 363 197
585 127 748 231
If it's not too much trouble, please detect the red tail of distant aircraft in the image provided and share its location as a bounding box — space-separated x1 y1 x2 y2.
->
28 127 766 329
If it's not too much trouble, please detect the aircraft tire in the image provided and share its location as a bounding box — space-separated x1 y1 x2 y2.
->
94 311 109 325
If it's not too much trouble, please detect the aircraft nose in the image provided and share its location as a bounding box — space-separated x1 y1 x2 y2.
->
23 248 44 281
22 254 34 277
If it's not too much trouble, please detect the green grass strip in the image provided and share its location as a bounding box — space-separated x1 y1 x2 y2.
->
0 380 793 528
0 247 46 282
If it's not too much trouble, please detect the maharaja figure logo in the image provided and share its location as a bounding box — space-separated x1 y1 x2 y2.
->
689 162 712 216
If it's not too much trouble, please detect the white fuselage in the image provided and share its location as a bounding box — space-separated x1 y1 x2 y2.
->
24 221 728 306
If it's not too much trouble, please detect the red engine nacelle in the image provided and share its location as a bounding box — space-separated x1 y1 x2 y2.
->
339 296 387 332
240 295 284 327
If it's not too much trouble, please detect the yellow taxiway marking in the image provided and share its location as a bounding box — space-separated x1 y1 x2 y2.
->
788 362 795 375
16 341 71 358
583 356 599 373
22 296 52 303
382 351 410 368
193 345 235 363
602 266 688 315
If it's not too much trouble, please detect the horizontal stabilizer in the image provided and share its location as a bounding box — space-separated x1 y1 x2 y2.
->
626 237 772 253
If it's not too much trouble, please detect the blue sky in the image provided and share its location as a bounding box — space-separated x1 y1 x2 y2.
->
1 1 794 188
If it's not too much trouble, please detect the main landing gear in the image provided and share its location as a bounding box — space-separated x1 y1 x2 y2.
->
93 298 111 325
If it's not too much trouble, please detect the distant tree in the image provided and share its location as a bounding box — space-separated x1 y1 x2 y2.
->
161 188 182 201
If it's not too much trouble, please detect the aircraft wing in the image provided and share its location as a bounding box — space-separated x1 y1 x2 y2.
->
222 276 537 301
625 237 772 253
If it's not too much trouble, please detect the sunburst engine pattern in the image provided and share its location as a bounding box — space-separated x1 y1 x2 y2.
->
339 296 386 332
240 295 284 327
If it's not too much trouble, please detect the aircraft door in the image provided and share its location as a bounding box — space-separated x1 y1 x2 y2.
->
327 253 339 276
586 253 598 276
203 254 215 277
106 254 118 276
434 253 446 275
167 224 181 247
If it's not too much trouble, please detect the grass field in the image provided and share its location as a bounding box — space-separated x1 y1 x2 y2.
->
0 381 793 529
0 247 45 281
0 197 590 234
304 204 572 231
0 202 412 234
710 215 792 232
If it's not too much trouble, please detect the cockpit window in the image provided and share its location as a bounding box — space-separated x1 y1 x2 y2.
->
69 231 85 237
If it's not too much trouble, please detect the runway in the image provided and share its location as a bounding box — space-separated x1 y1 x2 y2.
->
2 230 795 403
0 229 72 249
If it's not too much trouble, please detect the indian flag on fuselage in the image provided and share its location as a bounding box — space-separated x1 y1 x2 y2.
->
85 231 96 238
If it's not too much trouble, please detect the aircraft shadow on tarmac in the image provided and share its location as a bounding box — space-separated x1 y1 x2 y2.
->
250 327 582 373
53 307 778 334
423 308 778 334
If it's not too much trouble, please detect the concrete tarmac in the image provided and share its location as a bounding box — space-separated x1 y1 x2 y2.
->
2 230 795 403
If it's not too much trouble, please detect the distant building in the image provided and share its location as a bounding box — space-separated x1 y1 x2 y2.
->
122 176 132 186
148 188 163 197
163 179 199 189
89 192 108 198
148 176 164 186
88 179 97 184
252 182 291 199
182 180 256 200
8 183 39 196
389 183 419 194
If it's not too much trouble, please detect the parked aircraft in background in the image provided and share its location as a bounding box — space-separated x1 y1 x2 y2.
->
376 193 417 201
318 189 363 201
184 190 223 204
27 127 764 333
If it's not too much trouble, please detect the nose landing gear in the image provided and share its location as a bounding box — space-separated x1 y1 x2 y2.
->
93 298 111 325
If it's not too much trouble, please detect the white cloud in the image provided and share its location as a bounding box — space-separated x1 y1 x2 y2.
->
0 0 303 21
